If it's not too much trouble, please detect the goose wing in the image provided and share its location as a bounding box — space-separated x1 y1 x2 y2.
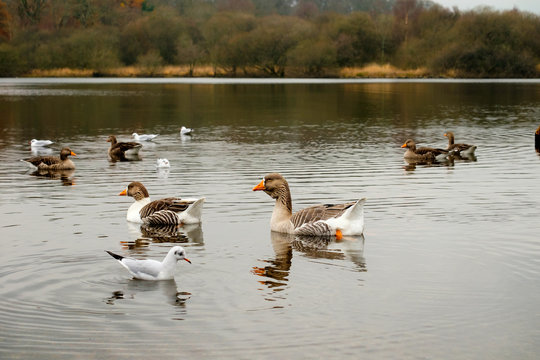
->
290 202 355 229
139 198 194 219
23 155 60 167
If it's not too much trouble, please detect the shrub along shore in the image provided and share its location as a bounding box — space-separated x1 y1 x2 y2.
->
26 64 432 78
1 1 539 78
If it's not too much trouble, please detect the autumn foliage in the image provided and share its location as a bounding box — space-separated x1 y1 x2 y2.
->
0 0 539 77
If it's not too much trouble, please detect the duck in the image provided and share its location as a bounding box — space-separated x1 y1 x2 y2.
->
21 147 76 170
132 132 159 142
30 139 54 147
180 126 193 135
252 173 366 238
119 181 205 225
107 135 142 161
401 139 448 162
444 131 477 157
105 245 191 280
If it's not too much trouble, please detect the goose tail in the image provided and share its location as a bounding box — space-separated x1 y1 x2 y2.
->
179 197 205 224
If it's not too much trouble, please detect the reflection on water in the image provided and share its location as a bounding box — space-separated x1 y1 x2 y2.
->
1 80 539 359
28 168 76 186
105 279 191 311
253 232 367 297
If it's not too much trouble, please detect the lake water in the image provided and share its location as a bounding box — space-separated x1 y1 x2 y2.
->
0 79 539 359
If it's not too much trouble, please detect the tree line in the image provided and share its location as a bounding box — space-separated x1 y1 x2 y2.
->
0 0 539 77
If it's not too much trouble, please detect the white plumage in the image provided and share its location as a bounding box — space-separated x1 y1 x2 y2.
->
132 132 159 141
105 246 191 280
30 139 54 147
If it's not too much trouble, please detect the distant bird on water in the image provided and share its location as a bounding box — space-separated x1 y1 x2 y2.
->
536 125 540 152
180 126 193 135
132 132 159 142
21 147 77 170
107 135 142 161
444 131 477 157
30 139 54 147
105 246 191 280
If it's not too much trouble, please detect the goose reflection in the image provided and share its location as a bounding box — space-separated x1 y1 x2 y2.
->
105 279 191 309
126 222 204 246
29 168 76 186
252 232 367 294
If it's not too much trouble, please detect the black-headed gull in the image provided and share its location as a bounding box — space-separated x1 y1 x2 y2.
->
106 245 191 280
30 139 54 147
132 132 159 141
180 126 193 135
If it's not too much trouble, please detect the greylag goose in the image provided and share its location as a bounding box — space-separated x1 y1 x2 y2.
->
132 132 158 141
30 139 53 147
444 131 477 156
401 139 448 162
107 135 142 161
119 181 205 225
180 126 193 135
105 246 191 280
252 173 365 238
22 147 77 170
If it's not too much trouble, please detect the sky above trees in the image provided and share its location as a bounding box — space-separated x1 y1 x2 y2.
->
435 0 540 14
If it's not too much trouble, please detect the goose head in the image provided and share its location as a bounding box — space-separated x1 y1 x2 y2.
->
401 139 417 151
444 132 455 144
119 181 150 201
107 135 117 144
252 173 290 200
60 147 77 160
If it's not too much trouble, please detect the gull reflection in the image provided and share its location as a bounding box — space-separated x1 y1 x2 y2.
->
30 147 54 156
105 279 190 310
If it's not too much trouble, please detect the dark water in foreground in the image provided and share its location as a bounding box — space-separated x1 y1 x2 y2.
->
0 79 539 359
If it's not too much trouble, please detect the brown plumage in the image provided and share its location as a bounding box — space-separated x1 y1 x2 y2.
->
444 131 477 156
401 139 448 162
22 147 76 170
107 135 142 161
119 181 203 225
252 173 365 236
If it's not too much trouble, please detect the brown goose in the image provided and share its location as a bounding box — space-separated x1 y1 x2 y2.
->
444 131 477 156
107 135 142 161
22 147 76 170
119 181 204 225
401 139 448 162
252 173 365 238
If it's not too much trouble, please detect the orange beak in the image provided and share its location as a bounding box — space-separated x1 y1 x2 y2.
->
444 133 447 137
184 258 192 264
401 143 407 148
252 180 265 191
70 151 77 156
118 189 127 196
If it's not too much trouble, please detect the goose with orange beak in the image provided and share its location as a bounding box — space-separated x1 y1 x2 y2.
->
253 173 365 239
21 147 77 170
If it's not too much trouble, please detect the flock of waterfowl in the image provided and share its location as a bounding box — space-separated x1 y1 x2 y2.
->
23 126 539 281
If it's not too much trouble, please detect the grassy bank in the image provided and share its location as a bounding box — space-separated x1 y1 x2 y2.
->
25 64 432 78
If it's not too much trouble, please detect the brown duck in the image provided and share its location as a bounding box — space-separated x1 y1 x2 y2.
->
22 147 76 170
107 135 142 161
401 139 448 162
444 131 477 156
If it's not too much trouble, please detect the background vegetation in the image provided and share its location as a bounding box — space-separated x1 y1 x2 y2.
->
0 0 539 77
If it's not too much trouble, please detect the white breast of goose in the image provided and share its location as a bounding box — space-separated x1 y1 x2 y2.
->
127 197 151 223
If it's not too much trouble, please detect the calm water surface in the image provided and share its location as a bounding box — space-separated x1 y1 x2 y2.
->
0 79 539 359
